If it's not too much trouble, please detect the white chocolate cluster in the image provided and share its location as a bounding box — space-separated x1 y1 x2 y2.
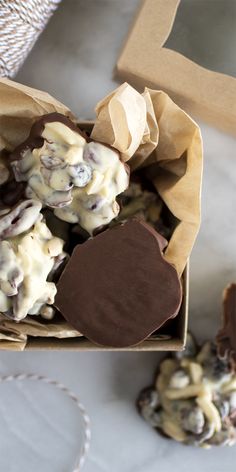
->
0 200 66 321
115 182 163 225
11 121 129 234
138 335 236 448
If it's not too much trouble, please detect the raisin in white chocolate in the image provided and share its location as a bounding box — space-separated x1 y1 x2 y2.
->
0 200 66 321
11 114 129 234
138 334 236 448
55 141 128 234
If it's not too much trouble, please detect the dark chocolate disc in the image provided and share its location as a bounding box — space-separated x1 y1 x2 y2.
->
55 220 182 347
216 283 236 370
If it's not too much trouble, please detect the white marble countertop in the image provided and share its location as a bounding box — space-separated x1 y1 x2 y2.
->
0 1 236 471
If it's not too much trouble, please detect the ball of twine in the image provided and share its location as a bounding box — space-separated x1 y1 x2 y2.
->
0 0 61 77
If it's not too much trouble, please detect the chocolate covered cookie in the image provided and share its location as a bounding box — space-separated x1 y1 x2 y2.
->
10 113 130 234
55 220 182 347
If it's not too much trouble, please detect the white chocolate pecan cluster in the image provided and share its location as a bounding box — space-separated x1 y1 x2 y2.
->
138 334 236 447
11 114 130 234
116 182 162 225
0 113 131 321
114 181 171 239
0 200 66 321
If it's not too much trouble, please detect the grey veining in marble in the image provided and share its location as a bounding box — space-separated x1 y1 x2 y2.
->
0 1 235 471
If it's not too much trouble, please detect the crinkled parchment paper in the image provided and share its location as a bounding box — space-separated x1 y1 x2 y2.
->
92 83 203 276
0 78 202 349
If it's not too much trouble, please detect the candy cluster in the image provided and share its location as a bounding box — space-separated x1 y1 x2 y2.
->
0 113 130 321
115 181 170 239
138 334 236 447
11 115 129 235
0 200 66 321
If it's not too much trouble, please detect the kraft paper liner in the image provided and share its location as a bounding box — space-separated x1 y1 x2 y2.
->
0 315 82 351
0 78 202 348
0 77 73 152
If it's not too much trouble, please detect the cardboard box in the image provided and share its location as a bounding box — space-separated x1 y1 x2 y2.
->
116 0 236 135
23 121 189 352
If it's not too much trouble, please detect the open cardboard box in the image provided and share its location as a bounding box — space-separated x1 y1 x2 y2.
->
116 0 236 135
23 120 189 352
0 71 201 351
1 59 201 351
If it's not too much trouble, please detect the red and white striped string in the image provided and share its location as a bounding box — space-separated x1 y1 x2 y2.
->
0 372 91 471
0 0 61 77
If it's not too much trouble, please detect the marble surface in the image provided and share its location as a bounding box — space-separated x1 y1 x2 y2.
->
0 0 236 471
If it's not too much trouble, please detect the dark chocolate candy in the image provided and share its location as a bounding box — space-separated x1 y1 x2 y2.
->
55 219 182 348
217 284 236 370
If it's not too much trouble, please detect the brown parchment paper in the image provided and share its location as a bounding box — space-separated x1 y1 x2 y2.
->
0 315 81 351
0 78 202 348
0 77 74 152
